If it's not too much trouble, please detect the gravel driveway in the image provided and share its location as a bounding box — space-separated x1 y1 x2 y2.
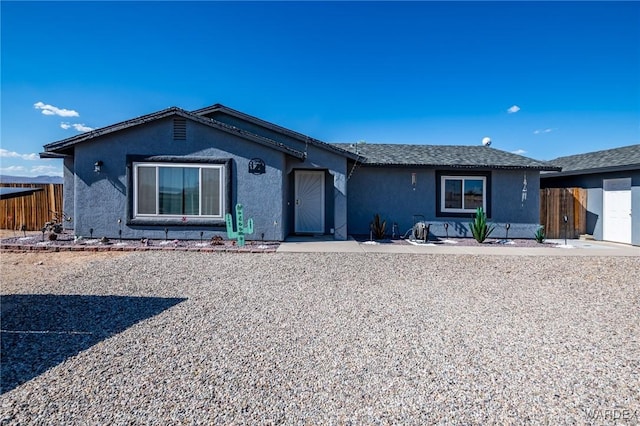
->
1 252 639 424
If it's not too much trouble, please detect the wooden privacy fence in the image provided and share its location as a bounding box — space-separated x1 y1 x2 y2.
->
0 184 63 231
540 188 587 239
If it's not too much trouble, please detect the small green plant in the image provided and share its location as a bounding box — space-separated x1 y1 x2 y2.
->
534 226 546 243
371 214 387 240
469 207 495 243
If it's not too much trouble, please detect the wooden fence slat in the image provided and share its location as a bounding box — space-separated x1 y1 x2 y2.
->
573 187 587 236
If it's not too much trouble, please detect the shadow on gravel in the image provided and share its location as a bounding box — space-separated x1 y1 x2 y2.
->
0 294 186 394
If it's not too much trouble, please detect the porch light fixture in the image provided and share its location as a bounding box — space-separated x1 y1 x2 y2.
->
94 161 103 173
411 173 417 190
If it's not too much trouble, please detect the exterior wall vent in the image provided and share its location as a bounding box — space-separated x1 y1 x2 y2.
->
173 118 187 140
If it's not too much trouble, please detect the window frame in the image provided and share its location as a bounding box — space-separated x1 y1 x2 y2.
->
436 171 491 217
127 156 231 226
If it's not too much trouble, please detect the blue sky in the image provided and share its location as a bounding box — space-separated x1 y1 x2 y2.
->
1 1 639 177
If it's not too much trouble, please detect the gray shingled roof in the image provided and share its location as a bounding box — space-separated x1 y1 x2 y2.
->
332 143 559 170
546 144 640 175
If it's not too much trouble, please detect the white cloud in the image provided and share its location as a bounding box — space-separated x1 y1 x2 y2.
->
511 149 527 155
507 105 521 114
0 164 62 177
30 165 63 176
0 165 27 173
72 123 94 132
533 128 554 134
34 101 79 117
60 122 94 132
0 148 40 161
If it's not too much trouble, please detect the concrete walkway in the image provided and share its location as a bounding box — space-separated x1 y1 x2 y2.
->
277 236 640 256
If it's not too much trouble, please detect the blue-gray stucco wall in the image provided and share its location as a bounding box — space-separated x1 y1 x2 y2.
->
541 170 640 246
209 110 349 240
62 156 75 231
347 166 542 239
70 117 290 241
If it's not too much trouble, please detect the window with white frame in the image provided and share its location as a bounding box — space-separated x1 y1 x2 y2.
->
441 175 486 213
133 163 225 218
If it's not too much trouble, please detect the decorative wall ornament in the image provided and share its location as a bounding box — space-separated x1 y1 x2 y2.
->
248 158 266 175
226 203 254 246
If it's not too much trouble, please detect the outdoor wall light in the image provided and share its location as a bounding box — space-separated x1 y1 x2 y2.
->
411 172 417 190
94 161 103 173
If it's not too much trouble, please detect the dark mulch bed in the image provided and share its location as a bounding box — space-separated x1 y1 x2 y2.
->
0 231 279 253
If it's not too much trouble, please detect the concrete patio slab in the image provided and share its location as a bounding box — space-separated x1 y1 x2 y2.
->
277 237 640 256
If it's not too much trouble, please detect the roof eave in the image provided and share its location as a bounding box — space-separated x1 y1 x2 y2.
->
360 162 560 170
39 152 71 159
541 163 640 178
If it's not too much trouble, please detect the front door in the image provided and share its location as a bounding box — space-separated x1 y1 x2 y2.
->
294 170 325 234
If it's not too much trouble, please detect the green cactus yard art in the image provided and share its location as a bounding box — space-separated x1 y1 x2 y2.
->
225 203 254 247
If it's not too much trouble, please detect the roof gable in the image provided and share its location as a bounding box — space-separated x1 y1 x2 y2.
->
41 107 306 160
332 143 560 170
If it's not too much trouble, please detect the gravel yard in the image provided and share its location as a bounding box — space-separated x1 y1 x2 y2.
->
1 251 639 424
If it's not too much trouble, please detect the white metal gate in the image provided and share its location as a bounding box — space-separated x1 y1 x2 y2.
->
603 178 632 244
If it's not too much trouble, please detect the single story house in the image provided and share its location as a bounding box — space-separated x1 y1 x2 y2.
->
541 144 640 246
41 104 559 241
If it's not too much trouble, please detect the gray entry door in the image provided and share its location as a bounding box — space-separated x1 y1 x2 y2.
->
294 170 325 234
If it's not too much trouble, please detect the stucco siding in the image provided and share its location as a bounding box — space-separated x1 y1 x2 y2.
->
70 117 288 241
585 188 603 239
63 157 75 231
490 170 540 224
632 186 640 246
347 167 542 238
346 167 435 236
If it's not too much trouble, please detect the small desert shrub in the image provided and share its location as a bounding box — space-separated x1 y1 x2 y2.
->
211 235 225 245
469 207 495 243
371 214 387 240
534 226 546 243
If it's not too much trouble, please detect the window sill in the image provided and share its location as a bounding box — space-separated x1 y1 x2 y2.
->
437 211 486 219
128 217 226 227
